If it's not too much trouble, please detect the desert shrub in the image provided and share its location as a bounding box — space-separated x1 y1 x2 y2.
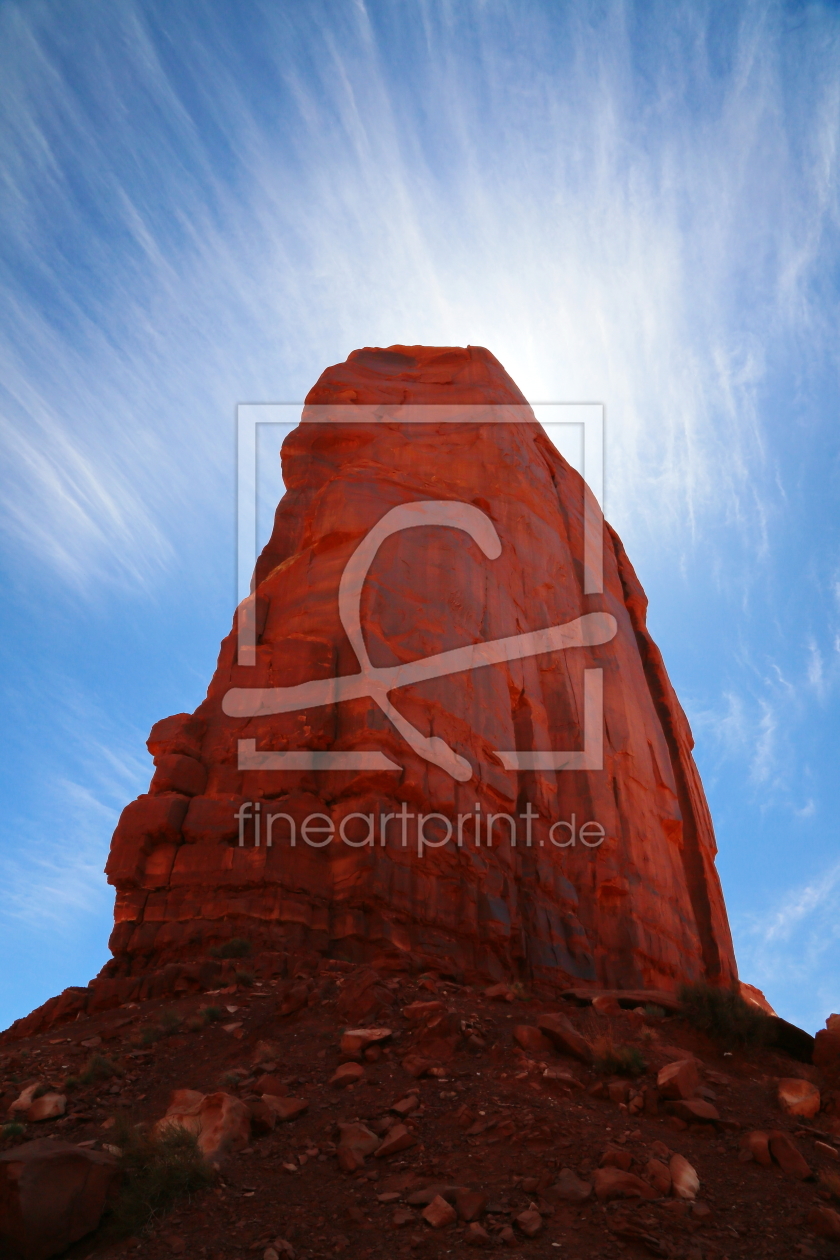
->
643 1004 666 1019
159 1010 182 1035
201 1006 222 1023
593 1039 647 1077
64 1075 80 1091
209 938 251 959
139 1026 162 1047
1 1122 25 1140
31 1083 48 1099
235 969 254 987
221 1070 244 1087
678 982 771 1046
80 1053 122 1085
108 1117 214 1236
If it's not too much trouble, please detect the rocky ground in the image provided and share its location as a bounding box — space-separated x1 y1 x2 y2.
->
2 960 839 1260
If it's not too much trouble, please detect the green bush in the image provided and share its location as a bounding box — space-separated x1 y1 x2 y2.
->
80 1053 122 1085
594 1043 648 1077
201 1006 222 1023
209 938 251 959
678 982 771 1046
109 1117 214 1236
643 1004 666 1019
235 969 254 986
1 1122 25 1140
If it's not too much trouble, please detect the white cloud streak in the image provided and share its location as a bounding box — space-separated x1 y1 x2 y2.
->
0 0 837 592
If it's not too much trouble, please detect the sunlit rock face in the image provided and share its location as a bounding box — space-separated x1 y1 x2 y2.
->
104 345 737 995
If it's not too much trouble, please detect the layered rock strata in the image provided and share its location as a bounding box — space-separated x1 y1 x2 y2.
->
95 345 737 1001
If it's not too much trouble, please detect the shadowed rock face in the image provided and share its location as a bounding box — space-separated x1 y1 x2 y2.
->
104 344 737 995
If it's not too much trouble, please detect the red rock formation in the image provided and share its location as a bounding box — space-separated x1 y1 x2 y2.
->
100 345 736 998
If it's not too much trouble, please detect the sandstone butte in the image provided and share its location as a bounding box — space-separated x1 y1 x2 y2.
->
6 345 741 1037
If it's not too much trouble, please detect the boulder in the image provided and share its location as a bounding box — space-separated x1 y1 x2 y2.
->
813 1030 840 1069
335 1123 380 1158
262 1096 308 1123
645 1158 671 1195
536 1013 591 1063
154 1090 250 1161
513 1026 553 1055
768 1131 811 1179
552 1168 592 1202
741 1130 773 1166
669 1153 699 1200
515 1208 543 1237
26 1094 66 1123
330 1062 365 1088
422 1195 456 1228
593 1167 657 1201
0 1139 120 1260
101 345 737 997
777 1078 820 1119
807 1206 840 1242
657 1059 699 1101
375 1124 417 1158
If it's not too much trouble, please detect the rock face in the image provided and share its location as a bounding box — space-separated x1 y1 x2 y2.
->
99 345 735 998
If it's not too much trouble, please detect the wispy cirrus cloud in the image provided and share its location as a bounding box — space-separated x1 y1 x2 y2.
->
734 860 840 1032
0 1 838 594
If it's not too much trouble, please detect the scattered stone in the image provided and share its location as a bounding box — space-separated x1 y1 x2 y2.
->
513 1025 553 1055
515 1208 543 1237
390 1094 420 1118
552 1168 592 1202
422 1195 456 1228
669 1153 700 1200
262 1096 309 1122
455 1190 487 1221
815 1140 839 1160
645 1157 671 1195
401 1054 436 1078
536 1012 591 1062
592 994 623 1015
336 1123 380 1158
402 1001 444 1022
26 1093 66 1123
375 1124 417 1158
741 1130 773 1166
330 1062 365 1088
657 1059 699 1101
339 1027 392 1059
0 1138 120 1260
778 1078 821 1118
669 1097 720 1123
392 1209 415 1227
807 1205 840 1242
599 1145 633 1171
254 1074 287 1096
768 1130 811 1179
542 1067 583 1091
593 1167 657 1201
7 1084 41 1116
465 1221 491 1246
484 984 514 1001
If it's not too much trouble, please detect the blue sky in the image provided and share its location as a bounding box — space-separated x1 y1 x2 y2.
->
1 0 838 1034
